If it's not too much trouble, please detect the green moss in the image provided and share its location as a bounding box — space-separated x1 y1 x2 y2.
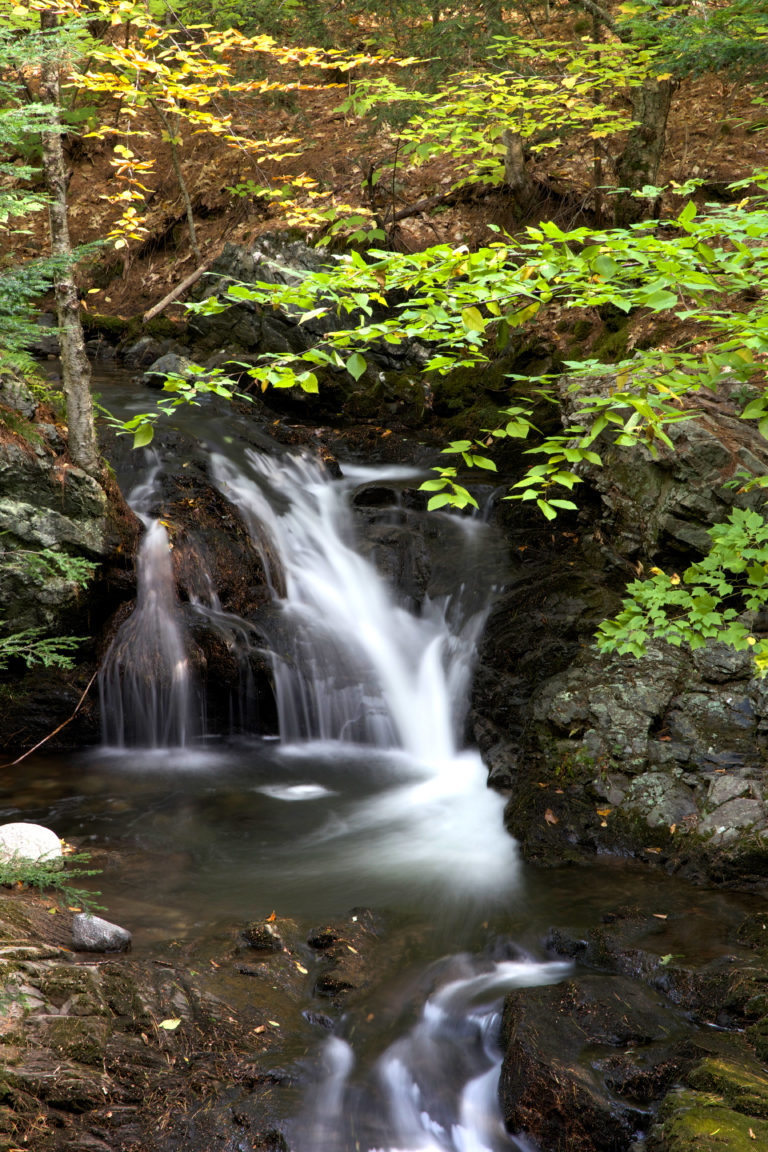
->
686 1058 768 1119
0 408 44 448
658 1087 768 1150
38 967 106 1013
80 312 132 339
145 316 183 340
593 323 630 364
40 1016 110 1066
572 319 593 340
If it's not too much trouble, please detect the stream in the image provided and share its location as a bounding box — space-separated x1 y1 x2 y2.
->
2 367 765 1151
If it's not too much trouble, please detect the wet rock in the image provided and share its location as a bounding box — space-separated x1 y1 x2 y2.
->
0 823 62 865
122 335 167 367
242 921 284 952
499 972 690 1152
310 909 381 1000
26 312 60 357
71 913 132 953
139 351 197 389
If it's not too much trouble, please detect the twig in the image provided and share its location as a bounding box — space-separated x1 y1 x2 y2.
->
1 669 99 769
142 257 215 322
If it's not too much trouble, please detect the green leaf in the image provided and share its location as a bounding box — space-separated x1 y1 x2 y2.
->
132 423 154 449
427 493 454 510
346 352 367 381
461 306 485 333
741 398 767 420
537 499 557 520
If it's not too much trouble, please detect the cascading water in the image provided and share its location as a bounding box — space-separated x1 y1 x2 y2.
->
204 446 564 1152
298 953 570 1152
211 448 521 902
99 462 198 749
211 449 490 762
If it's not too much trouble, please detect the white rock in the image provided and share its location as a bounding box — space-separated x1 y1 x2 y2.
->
0 823 62 866
72 913 132 953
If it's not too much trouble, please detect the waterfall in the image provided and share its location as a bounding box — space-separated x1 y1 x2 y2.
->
99 464 198 749
211 449 491 763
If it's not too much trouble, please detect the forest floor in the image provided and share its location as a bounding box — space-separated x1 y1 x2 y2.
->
9 6 768 341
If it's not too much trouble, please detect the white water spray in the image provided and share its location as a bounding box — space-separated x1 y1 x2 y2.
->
99 465 197 748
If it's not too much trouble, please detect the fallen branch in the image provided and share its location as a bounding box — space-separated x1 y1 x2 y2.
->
1 669 99 769
142 258 214 323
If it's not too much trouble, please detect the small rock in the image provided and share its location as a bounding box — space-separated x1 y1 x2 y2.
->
0 822 62 865
241 921 283 952
72 913 132 953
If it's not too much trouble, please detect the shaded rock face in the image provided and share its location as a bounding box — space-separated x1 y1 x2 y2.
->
0 405 137 636
471 376 768 880
0 384 139 752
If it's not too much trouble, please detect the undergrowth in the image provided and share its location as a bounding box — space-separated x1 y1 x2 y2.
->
0 850 104 913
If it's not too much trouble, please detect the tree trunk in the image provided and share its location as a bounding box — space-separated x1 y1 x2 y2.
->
39 8 100 478
612 77 674 227
502 129 537 220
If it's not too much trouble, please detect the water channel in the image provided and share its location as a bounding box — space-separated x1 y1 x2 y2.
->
1 367 764 1150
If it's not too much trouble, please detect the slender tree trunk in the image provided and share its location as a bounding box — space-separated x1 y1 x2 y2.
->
150 102 201 262
39 8 100 478
502 129 536 220
612 77 674 227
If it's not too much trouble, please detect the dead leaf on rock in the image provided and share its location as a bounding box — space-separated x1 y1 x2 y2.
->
544 808 559 825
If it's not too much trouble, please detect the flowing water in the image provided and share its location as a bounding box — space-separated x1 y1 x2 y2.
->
5 368 760 1150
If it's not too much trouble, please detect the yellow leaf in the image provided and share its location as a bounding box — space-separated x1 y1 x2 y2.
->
669 573 681 585
346 945 359 954
596 807 612 817
159 1018 181 1030
266 910 276 922
268 1020 280 1027
295 963 308 974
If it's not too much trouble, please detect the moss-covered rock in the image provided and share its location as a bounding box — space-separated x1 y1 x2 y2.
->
685 1057 768 1119
653 1087 768 1151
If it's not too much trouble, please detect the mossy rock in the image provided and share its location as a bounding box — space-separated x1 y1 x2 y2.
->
593 323 630 363
38 1015 110 1066
38 966 108 1015
655 1087 768 1150
686 1057 768 1119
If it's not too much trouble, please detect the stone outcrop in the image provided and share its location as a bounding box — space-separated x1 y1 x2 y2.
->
473 378 768 880
0 372 138 752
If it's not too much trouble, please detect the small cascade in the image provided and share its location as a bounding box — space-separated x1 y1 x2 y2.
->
211 449 493 763
294 953 570 1152
99 464 198 749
